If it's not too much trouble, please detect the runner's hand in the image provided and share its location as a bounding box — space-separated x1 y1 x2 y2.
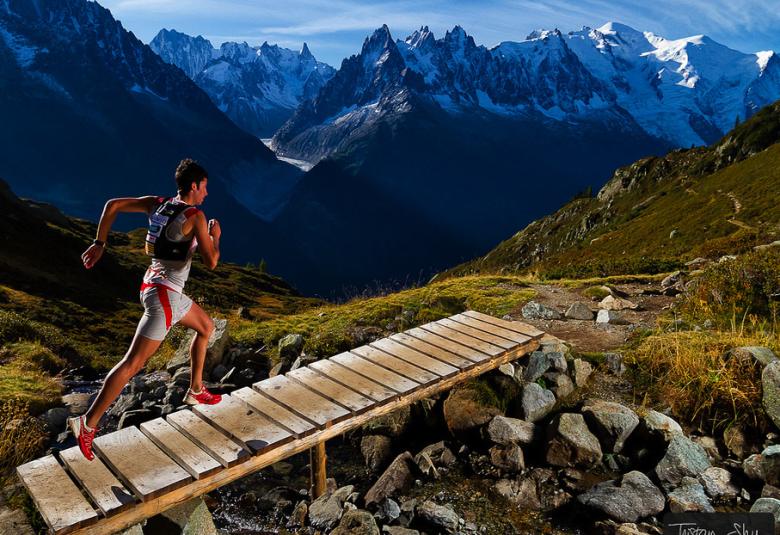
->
81 243 104 269
208 219 221 239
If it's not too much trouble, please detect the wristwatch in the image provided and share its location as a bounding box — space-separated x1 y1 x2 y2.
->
92 239 106 248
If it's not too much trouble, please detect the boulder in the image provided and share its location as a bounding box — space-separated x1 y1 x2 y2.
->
364 452 413 506
545 413 603 468
577 471 665 523
565 302 595 320
599 295 639 311
596 310 628 325
362 406 411 438
762 445 780 486
654 433 711 491
360 435 393 473
413 451 438 479
443 386 502 435
167 318 228 375
309 485 354 530
640 409 683 442
572 359 593 387
545 372 574 399
520 383 556 422
418 441 457 467
524 351 553 382
581 399 639 453
498 363 515 378
486 416 538 446
374 499 400 524
43 407 68 431
61 392 92 415
763 361 780 429
521 301 562 320
146 496 217 535
278 333 304 365
699 467 739 502
750 498 780 535
661 271 683 289
331 509 380 535
744 453 766 480
416 501 459 532
667 477 714 512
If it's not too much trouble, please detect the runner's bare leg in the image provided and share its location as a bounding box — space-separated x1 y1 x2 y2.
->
178 302 214 393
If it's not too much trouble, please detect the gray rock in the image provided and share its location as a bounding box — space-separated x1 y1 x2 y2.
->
268 361 283 377
744 453 766 480
210 364 228 382
155 496 217 534
641 410 683 442
546 372 575 399
521 301 562 320
117 409 154 430
167 318 229 375
750 498 780 535
699 467 739 501
546 413 603 468
374 498 401 524
520 383 556 422
494 477 541 510
309 485 354 530
524 351 552 382
654 433 712 491
44 407 68 431
577 471 665 523
565 302 595 320
599 295 639 311
365 452 413 506
0 506 35 535
486 415 537 446
547 352 568 372
762 445 780 486
61 392 92 415
416 501 459 532
498 363 515 377
604 353 627 375
332 509 380 535
287 501 307 529
108 392 142 418
661 271 683 289
413 451 439 479
732 346 778 367
667 477 714 512
581 399 639 453
419 441 457 467
489 444 525 472
360 435 393 473
572 359 593 387
597 310 628 325
764 361 780 429
291 353 318 372
278 334 304 364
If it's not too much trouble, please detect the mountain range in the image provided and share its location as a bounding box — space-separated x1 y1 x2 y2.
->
150 29 335 138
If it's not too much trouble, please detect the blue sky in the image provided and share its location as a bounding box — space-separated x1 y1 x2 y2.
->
97 0 780 67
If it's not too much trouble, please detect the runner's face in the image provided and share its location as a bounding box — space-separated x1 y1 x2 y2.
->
195 178 208 205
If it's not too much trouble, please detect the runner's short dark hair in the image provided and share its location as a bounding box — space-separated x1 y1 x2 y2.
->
175 158 208 193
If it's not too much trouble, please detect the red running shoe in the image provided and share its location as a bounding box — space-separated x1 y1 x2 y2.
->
68 415 96 461
184 386 222 406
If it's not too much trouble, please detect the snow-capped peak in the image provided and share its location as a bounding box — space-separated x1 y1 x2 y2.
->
756 50 775 72
300 42 313 60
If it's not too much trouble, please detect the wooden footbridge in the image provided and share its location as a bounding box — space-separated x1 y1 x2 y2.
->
17 311 543 534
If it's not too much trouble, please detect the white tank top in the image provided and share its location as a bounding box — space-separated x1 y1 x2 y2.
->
143 199 199 293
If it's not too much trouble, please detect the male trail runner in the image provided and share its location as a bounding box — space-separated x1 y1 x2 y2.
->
68 158 223 461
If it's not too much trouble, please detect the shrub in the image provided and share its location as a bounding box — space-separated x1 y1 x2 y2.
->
0 399 47 476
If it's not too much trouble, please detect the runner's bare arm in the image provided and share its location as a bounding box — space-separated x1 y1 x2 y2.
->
192 211 221 270
81 196 159 269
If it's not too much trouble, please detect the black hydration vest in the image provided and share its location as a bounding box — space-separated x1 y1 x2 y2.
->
144 197 197 261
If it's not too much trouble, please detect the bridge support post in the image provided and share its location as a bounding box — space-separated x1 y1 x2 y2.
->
309 439 327 499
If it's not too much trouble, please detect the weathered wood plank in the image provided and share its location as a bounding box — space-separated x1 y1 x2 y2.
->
330 351 421 394
167 410 249 468
193 395 293 454
404 327 492 363
419 322 504 356
371 338 460 378
286 366 376 414
351 345 441 384
253 375 351 427
389 332 476 370
436 317 518 349
60 446 136 516
93 427 191 502
232 386 318 438
449 313 531 344
16 455 98 533
139 418 222 480
65 334 540 535
308 359 398 404
462 310 545 338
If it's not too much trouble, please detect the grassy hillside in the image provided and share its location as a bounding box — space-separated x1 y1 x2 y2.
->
441 101 780 280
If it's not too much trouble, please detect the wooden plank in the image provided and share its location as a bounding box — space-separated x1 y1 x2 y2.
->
419 322 504 356
167 410 249 468
371 338 461 378
462 310 545 338
308 359 398 403
351 345 441 385
436 317 518 349
60 446 136 516
193 395 293 454
93 427 191 502
389 332 476 370
286 366 376 414
253 375 351 427
404 327 492 363
232 386 318 438
139 418 222 480
16 455 98 533
330 351 421 394
64 335 541 535
449 313 532 344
